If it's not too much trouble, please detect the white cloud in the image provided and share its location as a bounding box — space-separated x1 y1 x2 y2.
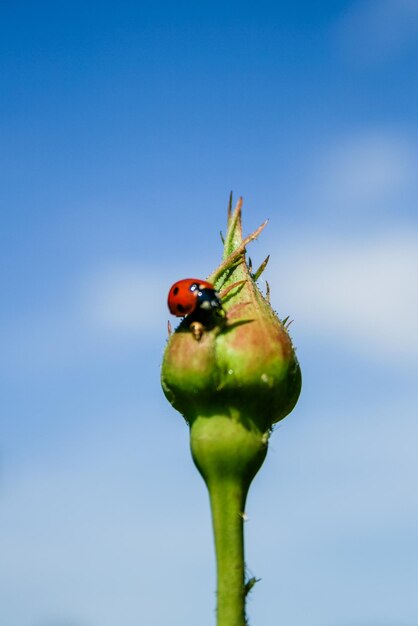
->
0 264 169 377
305 130 418 218
335 0 418 63
270 231 418 362
268 128 418 363
79 264 167 335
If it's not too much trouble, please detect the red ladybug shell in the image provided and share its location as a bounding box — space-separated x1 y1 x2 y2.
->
167 278 219 317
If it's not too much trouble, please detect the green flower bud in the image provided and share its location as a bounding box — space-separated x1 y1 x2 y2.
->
161 197 301 626
161 197 301 436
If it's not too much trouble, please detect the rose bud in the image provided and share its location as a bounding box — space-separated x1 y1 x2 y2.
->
161 197 301 626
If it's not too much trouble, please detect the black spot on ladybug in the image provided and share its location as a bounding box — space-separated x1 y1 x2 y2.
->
173 286 179 295
177 304 185 313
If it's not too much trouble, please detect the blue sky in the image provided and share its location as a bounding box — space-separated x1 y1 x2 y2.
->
1 2 418 625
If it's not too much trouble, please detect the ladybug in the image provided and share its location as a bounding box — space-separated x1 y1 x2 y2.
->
167 278 222 318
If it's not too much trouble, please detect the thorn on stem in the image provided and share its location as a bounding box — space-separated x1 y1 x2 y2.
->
244 576 260 597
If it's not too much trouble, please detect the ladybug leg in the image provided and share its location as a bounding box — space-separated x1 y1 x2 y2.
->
190 321 204 341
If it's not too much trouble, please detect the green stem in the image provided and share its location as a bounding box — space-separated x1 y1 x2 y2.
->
190 414 268 626
209 477 247 626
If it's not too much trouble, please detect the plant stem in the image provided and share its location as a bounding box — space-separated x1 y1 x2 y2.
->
209 477 247 626
190 414 268 626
